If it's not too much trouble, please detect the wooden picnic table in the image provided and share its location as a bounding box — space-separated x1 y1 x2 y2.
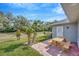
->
52 37 64 42
48 37 71 52
48 37 64 46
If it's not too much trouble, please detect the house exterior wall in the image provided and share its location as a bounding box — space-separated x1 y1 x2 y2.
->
52 23 77 42
52 26 56 38
63 23 77 42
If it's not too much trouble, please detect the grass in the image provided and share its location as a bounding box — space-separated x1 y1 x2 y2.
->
0 32 51 56
0 38 41 56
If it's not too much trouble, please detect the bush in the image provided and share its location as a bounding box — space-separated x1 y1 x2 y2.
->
0 27 16 33
36 35 48 42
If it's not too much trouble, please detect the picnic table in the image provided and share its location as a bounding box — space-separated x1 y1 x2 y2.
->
48 37 71 52
48 37 64 46
52 37 64 42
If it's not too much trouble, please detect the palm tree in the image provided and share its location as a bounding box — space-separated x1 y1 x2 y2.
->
21 24 34 45
31 22 37 44
31 20 43 44
25 26 34 45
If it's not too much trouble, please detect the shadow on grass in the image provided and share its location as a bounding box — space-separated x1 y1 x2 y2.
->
0 43 23 52
22 46 29 50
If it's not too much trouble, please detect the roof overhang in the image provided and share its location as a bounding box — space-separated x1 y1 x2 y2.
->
61 3 79 22
52 20 71 26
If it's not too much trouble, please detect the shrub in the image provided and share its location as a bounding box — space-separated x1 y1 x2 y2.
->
36 35 48 42
0 27 16 33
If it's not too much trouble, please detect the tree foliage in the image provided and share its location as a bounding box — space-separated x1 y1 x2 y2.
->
0 11 53 45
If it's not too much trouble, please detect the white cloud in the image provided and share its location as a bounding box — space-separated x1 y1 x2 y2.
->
52 6 65 14
9 3 26 8
9 3 40 10
23 13 39 19
44 15 67 22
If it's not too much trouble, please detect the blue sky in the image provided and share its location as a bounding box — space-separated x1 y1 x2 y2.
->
0 3 67 22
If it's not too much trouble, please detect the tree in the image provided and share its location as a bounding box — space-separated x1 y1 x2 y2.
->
14 16 29 30
31 20 43 44
6 12 14 21
0 11 17 32
22 26 34 45
0 11 5 23
0 11 5 32
45 22 53 31
26 27 34 45
0 12 11 32
31 20 37 44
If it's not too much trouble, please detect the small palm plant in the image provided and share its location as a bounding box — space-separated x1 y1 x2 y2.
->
16 29 21 40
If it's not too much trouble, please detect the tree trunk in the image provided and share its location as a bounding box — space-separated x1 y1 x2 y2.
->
32 32 36 44
27 34 31 45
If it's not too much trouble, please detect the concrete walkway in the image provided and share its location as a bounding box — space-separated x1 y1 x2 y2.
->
31 40 52 56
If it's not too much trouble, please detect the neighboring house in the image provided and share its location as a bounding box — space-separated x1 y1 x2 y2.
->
52 3 79 47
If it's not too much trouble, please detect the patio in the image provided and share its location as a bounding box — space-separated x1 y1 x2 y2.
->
31 40 79 56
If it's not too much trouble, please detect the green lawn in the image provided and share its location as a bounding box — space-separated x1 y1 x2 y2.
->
0 38 42 56
0 32 51 56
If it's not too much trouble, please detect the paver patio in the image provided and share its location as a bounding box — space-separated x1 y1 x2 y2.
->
31 40 79 56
